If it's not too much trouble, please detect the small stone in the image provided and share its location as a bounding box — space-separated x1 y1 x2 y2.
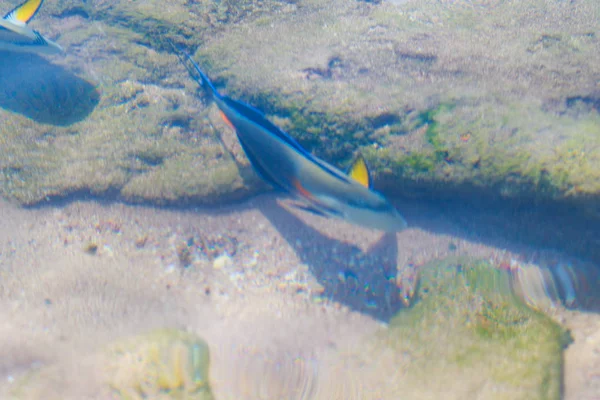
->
83 242 98 255
135 235 148 248
212 254 232 270
176 242 192 268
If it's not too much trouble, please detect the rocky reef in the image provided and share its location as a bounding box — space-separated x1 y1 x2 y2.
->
0 0 598 216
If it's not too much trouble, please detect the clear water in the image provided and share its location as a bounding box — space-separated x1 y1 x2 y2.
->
0 0 598 399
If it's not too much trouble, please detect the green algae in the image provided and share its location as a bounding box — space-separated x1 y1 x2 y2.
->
383 258 570 400
120 148 247 205
365 97 600 205
401 153 437 174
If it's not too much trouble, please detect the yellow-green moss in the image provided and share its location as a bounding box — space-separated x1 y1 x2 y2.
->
383 258 570 400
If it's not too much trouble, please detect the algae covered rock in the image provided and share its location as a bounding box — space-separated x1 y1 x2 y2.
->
0 9 253 205
106 329 213 400
1 0 599 211
193 0 599 210
382 259 571 400
8 329 214 400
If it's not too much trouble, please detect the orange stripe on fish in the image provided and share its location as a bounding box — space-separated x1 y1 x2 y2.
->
293 178 315 201
219 110 235 131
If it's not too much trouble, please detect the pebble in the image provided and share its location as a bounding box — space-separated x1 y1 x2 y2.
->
213 254 233 270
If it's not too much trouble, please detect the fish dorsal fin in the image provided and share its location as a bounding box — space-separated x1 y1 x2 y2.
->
346 154 371 188
4 0 43 25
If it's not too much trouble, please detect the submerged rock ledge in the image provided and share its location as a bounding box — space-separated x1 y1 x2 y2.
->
0 0 598 217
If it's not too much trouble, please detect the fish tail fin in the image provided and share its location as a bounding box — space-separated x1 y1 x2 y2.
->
4 0 44 25
169 40 221 100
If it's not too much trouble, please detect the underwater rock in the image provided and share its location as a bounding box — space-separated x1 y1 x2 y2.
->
8 329 214 400
0 19 254 206
192 0 599 209
382 258 571 400
105 329 213 400
1 0 599 215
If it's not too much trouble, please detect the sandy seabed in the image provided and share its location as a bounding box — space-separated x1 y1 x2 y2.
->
0 193 598 399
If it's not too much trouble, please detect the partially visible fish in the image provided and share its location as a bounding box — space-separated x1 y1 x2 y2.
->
553 262 577 307
0 0 62 54
175 49 408 232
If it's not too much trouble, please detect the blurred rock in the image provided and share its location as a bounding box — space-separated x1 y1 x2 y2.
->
8 329 214 400
105 329 213 400
385 258 571 399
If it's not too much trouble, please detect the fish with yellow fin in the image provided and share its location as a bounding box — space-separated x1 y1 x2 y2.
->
0 0 62 54
175 49 408 232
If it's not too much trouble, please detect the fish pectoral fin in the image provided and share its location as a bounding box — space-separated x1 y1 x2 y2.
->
290 202 329 217
291 179 346 218
346 153 371 188
4 0 43 25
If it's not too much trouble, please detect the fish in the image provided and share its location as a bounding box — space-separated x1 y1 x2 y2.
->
0 0 62 54
175 49 408 232
553 262 577 307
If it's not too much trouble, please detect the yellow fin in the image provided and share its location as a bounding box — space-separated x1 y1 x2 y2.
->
347 154 371 188
4 0 43 25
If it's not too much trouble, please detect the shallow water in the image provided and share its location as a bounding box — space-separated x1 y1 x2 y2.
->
0 0 599 399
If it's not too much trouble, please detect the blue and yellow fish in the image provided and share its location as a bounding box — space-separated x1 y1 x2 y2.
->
0 0 62 54
177 50 408 232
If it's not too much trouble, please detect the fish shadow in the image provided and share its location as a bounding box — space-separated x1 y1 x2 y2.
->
393 195 600 314
258 196 404 322
0 51 99 126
